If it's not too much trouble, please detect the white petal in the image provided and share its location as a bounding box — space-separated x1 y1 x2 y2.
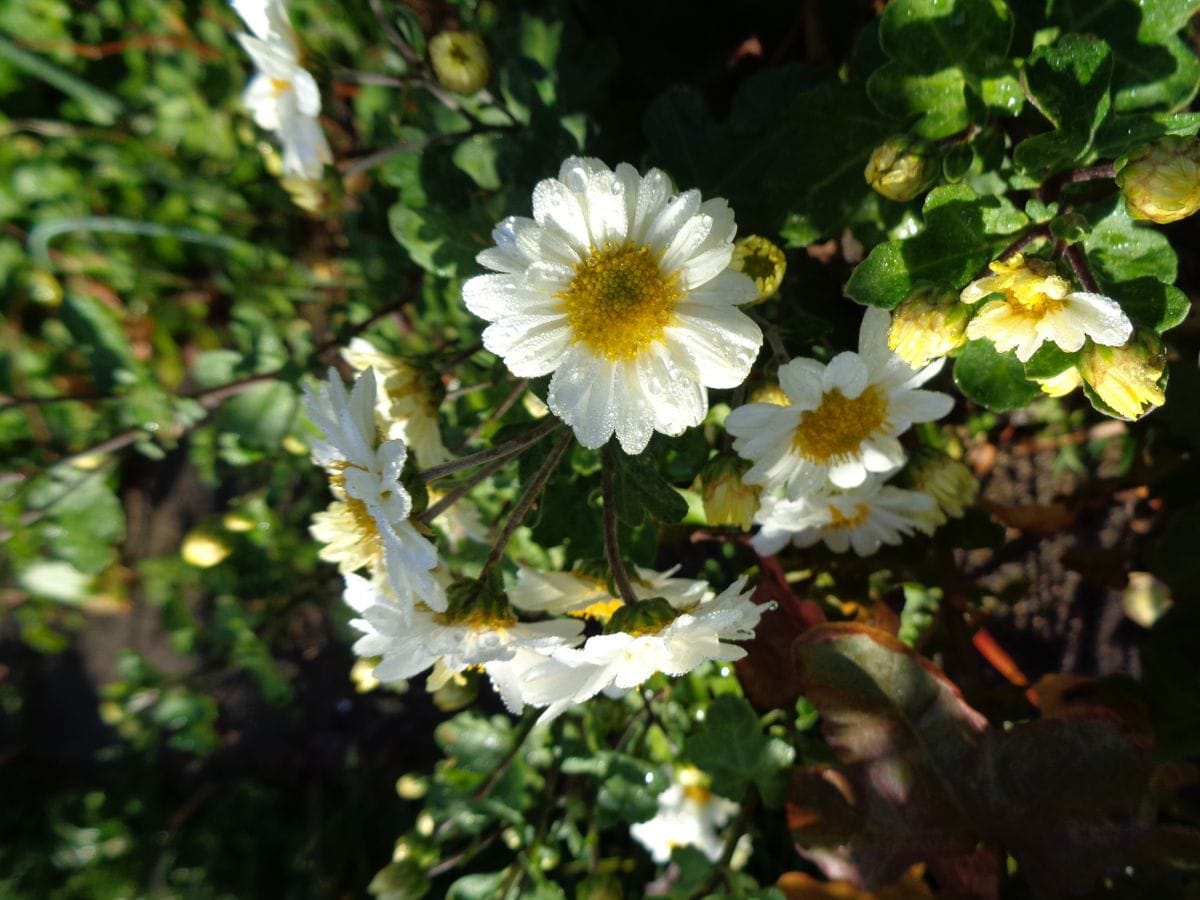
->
664 306 762 388
828 458 868 489
644 190 702 255
532 176 590 250
1066 292 1134 346
822 352 869 397
685 268 758 307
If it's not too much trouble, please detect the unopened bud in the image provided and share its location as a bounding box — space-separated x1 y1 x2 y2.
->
865 135 939 202
697 456 760 530
1034 366 1082 398
576 874 625 900
906 448 979 532
1078 331 1167 420
730 235 787 304
1116 136 1200 224
429 31 491 95
181 531 231 568
749 383 790 406
888 285 972 369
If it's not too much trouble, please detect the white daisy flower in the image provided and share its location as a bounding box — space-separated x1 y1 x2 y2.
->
341 338 449 467
304 368 444 612
509 562 710 622
630 768 741 865
961 254 1132 363
462 157 763 454
726 308 954 497
519 577 770 724
343 574 582 689
751 477 935 557
232 0 332 180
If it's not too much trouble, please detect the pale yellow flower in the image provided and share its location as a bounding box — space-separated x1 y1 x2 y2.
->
961 254 1132 363
864 134 938 202
1034 366 1083 398
730 235 787 304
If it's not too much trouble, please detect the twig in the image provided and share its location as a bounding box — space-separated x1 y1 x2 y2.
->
689 789 758 898
1064 243 1100 293
1068 162 1117 183
419 418 560 482
462 378 529 447
478 431 572 572
996 223 1051 263
418 453 513 524
601 445 640 606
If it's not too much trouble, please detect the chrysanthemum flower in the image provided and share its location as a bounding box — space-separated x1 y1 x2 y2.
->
508 562 711 622
463 157 763 454
341 337 448 467
232 0 331 180
726 308 953 497
960 254 1132 363
630 768 741 865
1079 331 1167 420
519 577 770 724
304 368 444 612
343 574 582 690
752 478 935 557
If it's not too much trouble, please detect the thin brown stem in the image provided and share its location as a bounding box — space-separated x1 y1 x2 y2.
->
1068 162 1117 183
418 418 560 482
996 223 1051 262
479 432 572 572
418 453 512 524
601 445 640 606
462 379 529 447
1064 243 1100 293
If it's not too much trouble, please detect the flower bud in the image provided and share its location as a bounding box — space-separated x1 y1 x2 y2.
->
1034 366 1082 398
428 31 491 95
905 448 978 532
605 597 678 636
1116 136 1200 224
887 285 972 369
181 530 231 568
1078 331 1167 420
749 383 790 406
697 456 760 530
864 134 939 202
730 235 787 305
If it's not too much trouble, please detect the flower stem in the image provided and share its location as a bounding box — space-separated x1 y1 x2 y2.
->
996 223 1051 262
1068 162 1117 183
418 454 513 525
419 416 560 482
479 431 572 572
601 445 640 606
1064 243 1100 293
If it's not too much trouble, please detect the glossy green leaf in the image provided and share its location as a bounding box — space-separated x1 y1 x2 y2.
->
685 694 792 805
953 340 1041 410
846 184 1027 308
1014 34 1113 180
606 445 688 526
867 0 1014 138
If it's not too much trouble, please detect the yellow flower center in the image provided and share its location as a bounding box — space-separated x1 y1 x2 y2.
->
792 385 889 462
558 243 682 361
827 503 871 530
569 597 625 622
683 784 714 804
269 76 292 97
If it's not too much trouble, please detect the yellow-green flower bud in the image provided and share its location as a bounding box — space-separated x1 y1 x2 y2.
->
887 285 972 369
1078 331 1167 420
730 235 787 305
906 448 978 531
1116 135 1200 224
429 31 491 95
749 383 790 406
1034 366 1083 398
181 530 231 568
864 134 939 202
698 456 760 530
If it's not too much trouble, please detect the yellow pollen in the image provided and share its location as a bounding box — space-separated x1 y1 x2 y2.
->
569 597 625 622
828 503 871 530
270 76 292 96
558 243 682 361
792 385 889 462
683 784 713 804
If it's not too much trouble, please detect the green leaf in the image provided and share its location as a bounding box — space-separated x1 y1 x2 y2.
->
1022 342 1078 379
846 184 1028 308
215 381 298 449
685 695 792 804
606 445 687 526
866 0 1014 138
1014 34 1113 180
0 34 122 125
1111 279 1191 332
1085 204 1178 285
953 340 1041 410
61 292 140 391
1049 0 1200 112
388 203 483 279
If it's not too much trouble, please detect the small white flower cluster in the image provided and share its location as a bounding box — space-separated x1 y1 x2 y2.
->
231 0 331 180
630 767 745 866
305 367 770 723
726 308 956 556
